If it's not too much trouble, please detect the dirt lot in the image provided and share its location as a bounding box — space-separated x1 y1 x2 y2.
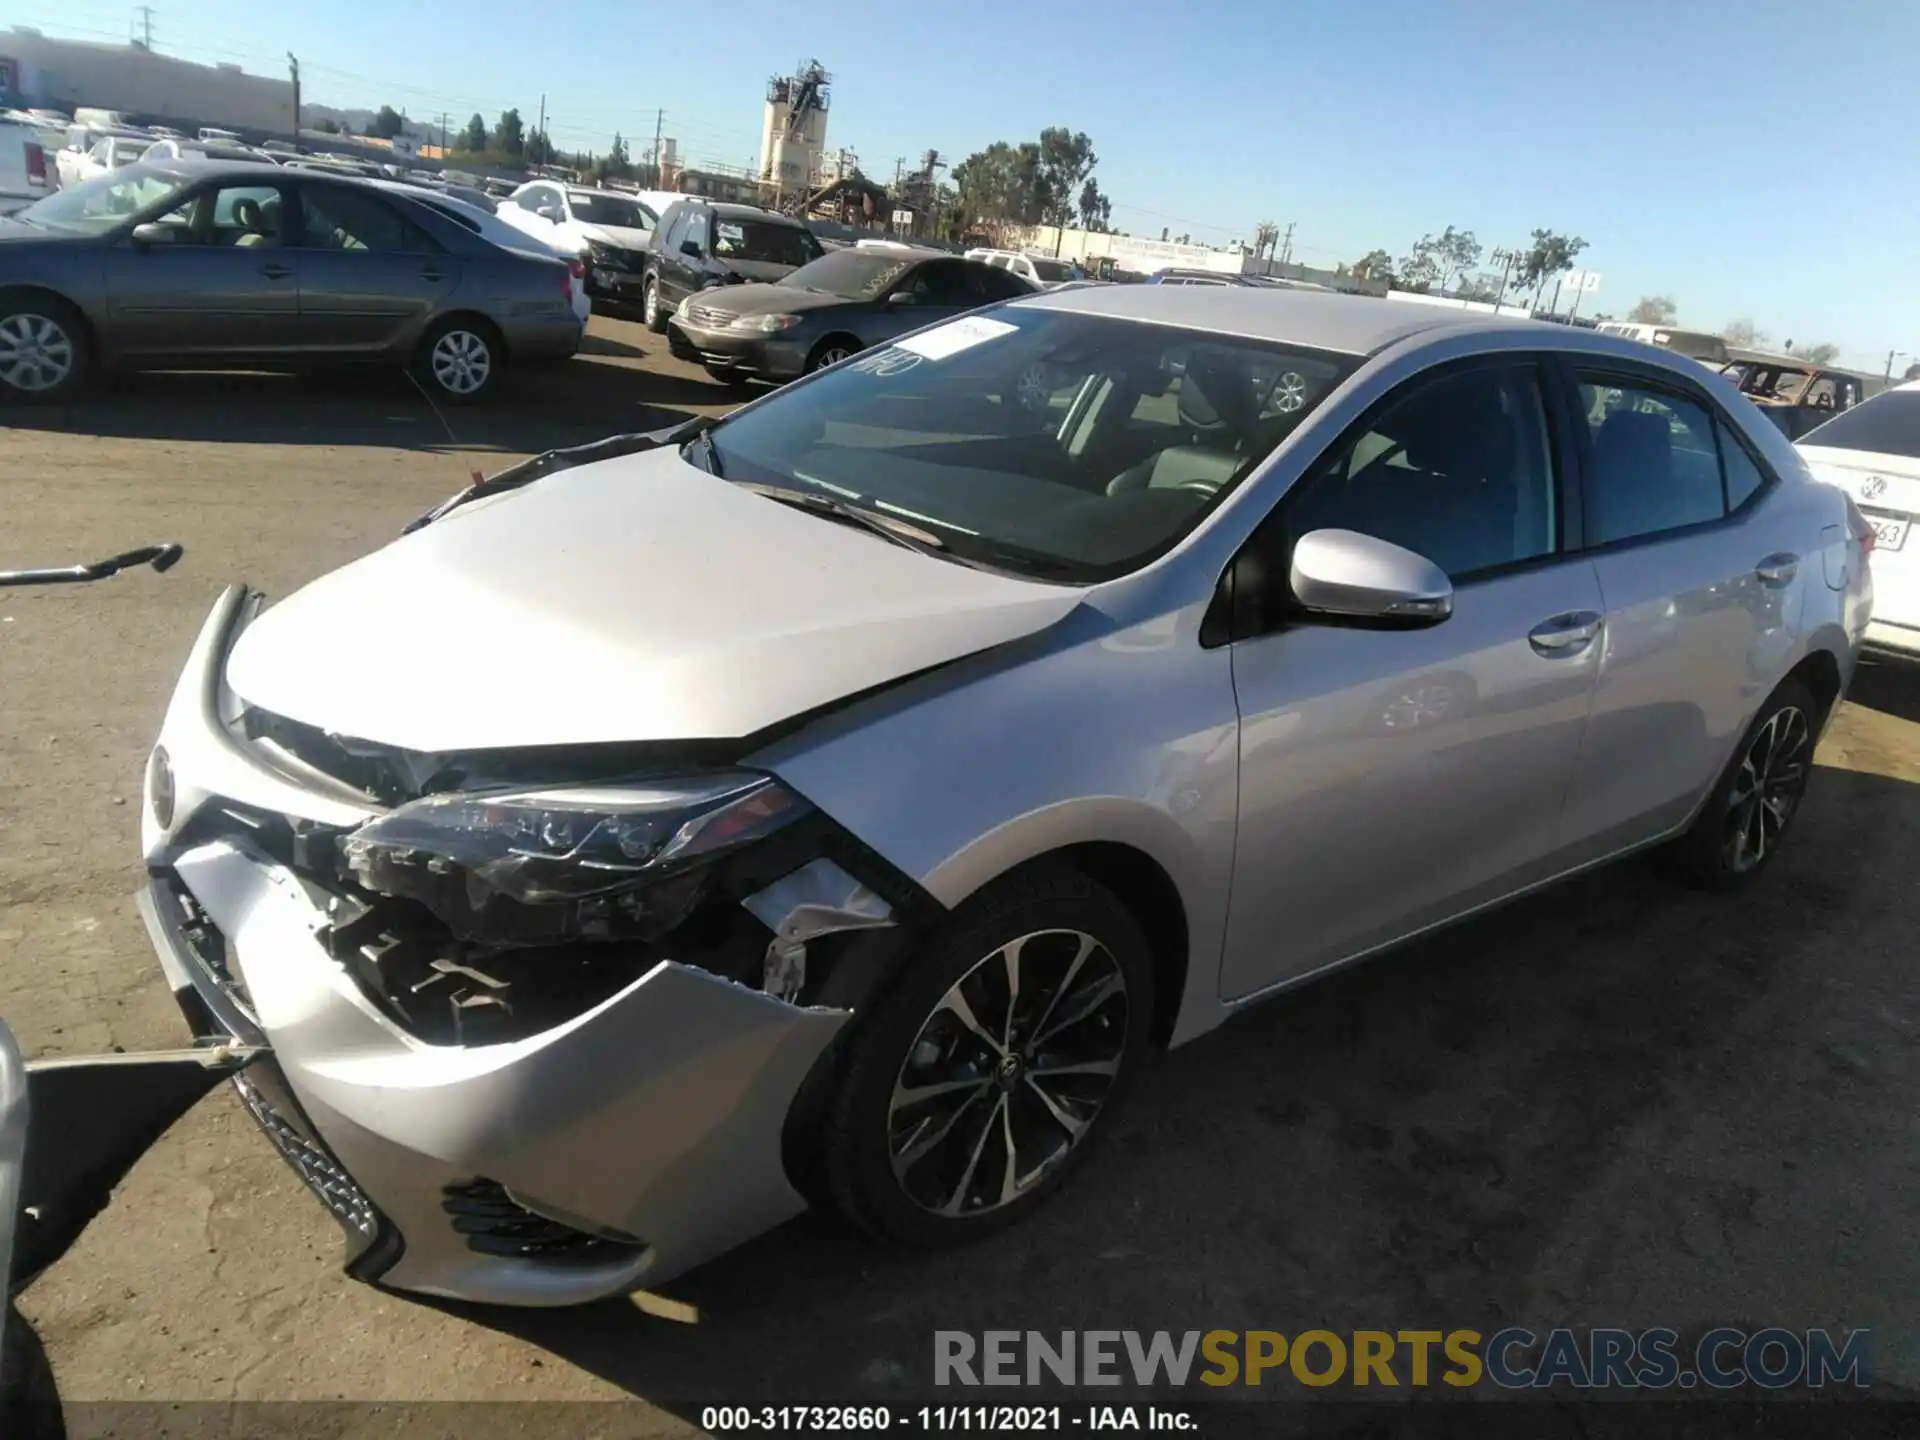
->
4 315 1920 1428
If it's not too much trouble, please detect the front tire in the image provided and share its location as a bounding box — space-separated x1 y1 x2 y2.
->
642 278 669 333
1662 676 1818 890
820 864 1153 1248
0 296 90 403
807 338 859 373
413 317 502 405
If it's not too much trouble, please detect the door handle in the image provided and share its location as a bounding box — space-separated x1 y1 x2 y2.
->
1754 552 1799 587
1528 610 1603 657
421 268 447 283
258 263 292 280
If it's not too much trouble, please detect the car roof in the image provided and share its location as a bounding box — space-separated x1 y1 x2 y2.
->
676 198 802 225
1015 286 1724 362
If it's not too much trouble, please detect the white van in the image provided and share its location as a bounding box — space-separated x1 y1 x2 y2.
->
0 120 54 214
1595 321 1729 367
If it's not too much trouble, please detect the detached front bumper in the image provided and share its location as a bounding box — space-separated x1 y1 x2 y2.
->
138 588 852 1306
666 316 808 380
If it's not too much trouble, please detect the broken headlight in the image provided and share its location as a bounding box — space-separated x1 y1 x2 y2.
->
340 772 809 946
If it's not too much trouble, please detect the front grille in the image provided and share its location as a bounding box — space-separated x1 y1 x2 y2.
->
441 1178 644 1260
593 245 646 273
684 304 732 328
233 1070 380 1242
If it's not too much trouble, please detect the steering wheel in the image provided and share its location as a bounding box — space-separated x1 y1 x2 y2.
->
1178 479 1221 496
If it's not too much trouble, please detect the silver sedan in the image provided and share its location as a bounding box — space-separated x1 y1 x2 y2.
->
138 287 1871 1305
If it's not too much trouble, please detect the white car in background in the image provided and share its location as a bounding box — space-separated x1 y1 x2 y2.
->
374 181 591 325
0 120 53 214
1798 380 1920 656
498 182 658 304
55 133 149 189
964 247 1078 288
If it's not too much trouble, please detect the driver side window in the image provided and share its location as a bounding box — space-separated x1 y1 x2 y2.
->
152 184 285 247
1286 364 1560 581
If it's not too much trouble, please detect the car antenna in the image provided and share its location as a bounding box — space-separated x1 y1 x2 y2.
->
402 368 487 494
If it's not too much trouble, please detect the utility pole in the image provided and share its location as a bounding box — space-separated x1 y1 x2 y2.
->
1279 221 1295 267
135 5 154 48
536 93 546 167
437 111 449 158
286 52 300 141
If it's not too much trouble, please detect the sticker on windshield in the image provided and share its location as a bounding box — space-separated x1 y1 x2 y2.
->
894 315 1018 361
848 347 925 377
716 222 744 242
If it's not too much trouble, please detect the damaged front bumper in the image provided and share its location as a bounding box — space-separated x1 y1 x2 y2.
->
138 587 861 1306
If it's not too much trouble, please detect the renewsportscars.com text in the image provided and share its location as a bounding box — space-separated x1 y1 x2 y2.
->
934 1328 1871 1390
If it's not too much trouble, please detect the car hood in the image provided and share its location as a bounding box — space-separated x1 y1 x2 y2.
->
224 448 1083 752
578 222 651 252
686 282 856 318
712 257 807 285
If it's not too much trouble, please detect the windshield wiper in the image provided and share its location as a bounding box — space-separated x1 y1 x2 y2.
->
735 482 947 554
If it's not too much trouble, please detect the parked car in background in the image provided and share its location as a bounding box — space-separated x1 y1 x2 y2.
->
641 198 824 331
1593 322 1731 369
196 127 243 144
1797 379 1920 656
141 137 278 166
1721 356 1871 441
964 247 1081 288
498 182 657 302
55 132 149 189
135 289 1867 1309
374 179 590 325
666 245 1035 383
0 119 54 215
0 159 582 403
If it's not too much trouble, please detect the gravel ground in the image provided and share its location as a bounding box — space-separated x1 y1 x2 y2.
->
3 316 1918 1432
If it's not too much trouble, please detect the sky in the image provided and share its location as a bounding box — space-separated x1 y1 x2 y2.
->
9 0 1918 370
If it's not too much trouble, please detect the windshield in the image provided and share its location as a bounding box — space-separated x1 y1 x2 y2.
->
568 192 654 230
713 218 822 267
698 308 1356 581
781 250 914 299
1800 392 1920 458
17 166 183 233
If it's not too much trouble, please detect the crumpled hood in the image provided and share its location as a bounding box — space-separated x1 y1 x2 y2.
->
578 222 652 253
224 448 1083 752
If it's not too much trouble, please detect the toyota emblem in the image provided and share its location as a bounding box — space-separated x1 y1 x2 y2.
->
1861 475 1888 500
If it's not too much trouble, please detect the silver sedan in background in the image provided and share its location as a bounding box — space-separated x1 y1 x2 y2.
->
138 288 1870 1305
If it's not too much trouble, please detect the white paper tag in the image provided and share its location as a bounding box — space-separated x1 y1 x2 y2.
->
894 315 1018 361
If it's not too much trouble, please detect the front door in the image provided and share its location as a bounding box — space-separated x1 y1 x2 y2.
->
1553 365 1805 861
103 180 297 356
1221 358 1604 998
287 183 455 353
662 206 709 308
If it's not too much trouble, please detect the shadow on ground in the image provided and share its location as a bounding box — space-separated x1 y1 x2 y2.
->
1849 654 1920 725
451 760 1919 1425
0 354 729 452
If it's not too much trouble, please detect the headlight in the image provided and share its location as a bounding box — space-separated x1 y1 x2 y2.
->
585 239 614 264
731 313 802 333
340 772 810 945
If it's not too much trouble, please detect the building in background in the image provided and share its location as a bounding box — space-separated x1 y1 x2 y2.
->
760 60 829 199
0 28 294 137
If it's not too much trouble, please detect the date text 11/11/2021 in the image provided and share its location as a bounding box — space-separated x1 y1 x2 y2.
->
700 1406 1197 1432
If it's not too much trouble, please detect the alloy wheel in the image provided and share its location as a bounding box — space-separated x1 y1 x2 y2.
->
887 929 1129 1217
1014 362 1052 414
643 283 658 326
1723 704 1810 873
0 313 75 394
430 330 492 396
1272 370 1308 413
815 345 854 369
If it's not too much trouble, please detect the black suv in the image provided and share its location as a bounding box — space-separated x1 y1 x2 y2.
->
640 198 823 333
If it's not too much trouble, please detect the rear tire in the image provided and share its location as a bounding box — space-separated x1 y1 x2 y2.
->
0 294 90 403
413 316 503 405
806 338 860 373
1661 676 1818 890
819 864 1153 1248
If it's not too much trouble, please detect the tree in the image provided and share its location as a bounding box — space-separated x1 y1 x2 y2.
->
1076 178 1111 232
1628 295 1678 325
1397 236 1440 292
1906 362 1920 382
367 105 405 140
1795 342 1840 364
1722 318 1769 349
594 133 632 184
525 127 555 168
1352 248 1393 282
460 113 488 153
492 108 525 158
1514 228 1587 303
1035 127 1096 229
1456 272 1497 303
952 140 1050 233
1252 221 1280 261
1430 226 1481 293
314 117 341 135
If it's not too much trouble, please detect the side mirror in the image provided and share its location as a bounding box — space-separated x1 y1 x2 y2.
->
680 239 702 258
886 291 917 306
129 222 176 247
1289 528 1452 625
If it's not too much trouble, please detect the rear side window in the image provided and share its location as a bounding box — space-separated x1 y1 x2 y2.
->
1719 424 1770 510
1286 364 1560 579
1575 377 1725 544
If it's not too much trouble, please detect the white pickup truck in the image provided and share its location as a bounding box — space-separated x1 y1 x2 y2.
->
0 120 54 214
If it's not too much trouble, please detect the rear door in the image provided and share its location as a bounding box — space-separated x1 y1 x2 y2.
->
286 182 456 353
102 179 298 356
1554 360 1808 859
